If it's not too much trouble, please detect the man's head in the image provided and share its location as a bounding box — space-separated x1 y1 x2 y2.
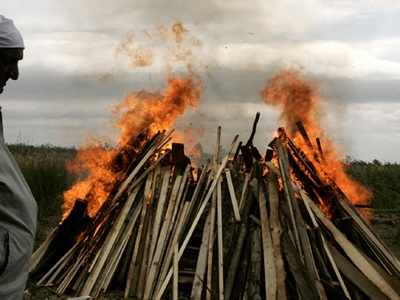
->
0 15 24 94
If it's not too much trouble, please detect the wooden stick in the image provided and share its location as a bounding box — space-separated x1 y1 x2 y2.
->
225 168 241 222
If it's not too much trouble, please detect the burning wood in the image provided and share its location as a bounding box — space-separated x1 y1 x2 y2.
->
30 111 400 299
28 69 400 299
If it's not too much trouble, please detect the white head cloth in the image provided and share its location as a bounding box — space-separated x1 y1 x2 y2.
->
0 15 24 48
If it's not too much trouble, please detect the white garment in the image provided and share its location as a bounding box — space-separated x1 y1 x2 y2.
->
0 16 24 48
0 131 37 299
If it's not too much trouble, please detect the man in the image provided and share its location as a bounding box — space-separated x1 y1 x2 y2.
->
0 15 38 299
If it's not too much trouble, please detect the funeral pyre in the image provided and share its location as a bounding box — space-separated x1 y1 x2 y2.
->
30 71 400 300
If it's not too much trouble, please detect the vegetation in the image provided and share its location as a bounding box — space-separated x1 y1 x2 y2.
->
346 158 400 210
8 144 76 220
7 144 400 218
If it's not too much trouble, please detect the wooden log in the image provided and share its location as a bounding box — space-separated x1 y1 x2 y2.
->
304 195 400 300
225 168 241 222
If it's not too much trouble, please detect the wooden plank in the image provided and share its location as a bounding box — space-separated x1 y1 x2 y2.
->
268 174 288 300
191 206 211 300
304 195 400 300
173 242 179 300
225 179 255 300
206 189 216 300
276 142 326 298
247 226 262 300
300 190 351 299
258 181 277 300
148 167 171 268
154 135 240 300
225 168 241 222
239 170 251 212
275 142 302 256
216 178 225 300
328 244 388 300
124 190 150 298
79 184 141 296
142 173 183 299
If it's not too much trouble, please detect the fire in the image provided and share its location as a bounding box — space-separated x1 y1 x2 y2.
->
262 69 371 206
113 76 201 147
63 75 201 219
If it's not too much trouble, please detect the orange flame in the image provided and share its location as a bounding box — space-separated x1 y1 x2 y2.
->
63 75 201 219
262 69 371 206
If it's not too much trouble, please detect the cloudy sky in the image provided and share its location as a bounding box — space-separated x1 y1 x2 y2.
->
2 0 400 161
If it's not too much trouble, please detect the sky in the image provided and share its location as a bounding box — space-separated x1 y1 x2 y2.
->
2 0 400 161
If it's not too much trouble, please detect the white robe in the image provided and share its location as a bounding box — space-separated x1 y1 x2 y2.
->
0 130 37 299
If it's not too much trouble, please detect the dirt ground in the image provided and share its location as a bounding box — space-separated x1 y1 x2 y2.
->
27 214 400 300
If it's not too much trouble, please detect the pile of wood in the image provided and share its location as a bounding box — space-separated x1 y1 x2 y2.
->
30 114 400 299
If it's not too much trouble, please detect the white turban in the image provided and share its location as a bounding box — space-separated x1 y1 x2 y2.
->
0 15 24 48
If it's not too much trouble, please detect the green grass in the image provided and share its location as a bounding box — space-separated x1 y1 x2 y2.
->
8 144 76 220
